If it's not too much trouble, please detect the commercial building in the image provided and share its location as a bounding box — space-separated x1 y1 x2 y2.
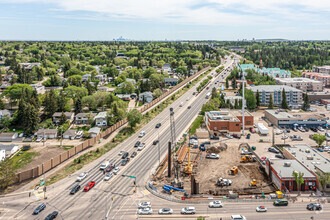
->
283 144 330 191
248 85 303 108
312 65 330 74
265 159 317 192
264 109 327 128
303 72 330 87
275 78 323 92
205 110 254 135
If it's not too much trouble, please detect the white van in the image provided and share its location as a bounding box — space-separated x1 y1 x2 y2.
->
179 102 184 107
139 130 146 137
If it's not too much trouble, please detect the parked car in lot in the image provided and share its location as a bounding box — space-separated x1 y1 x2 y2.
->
233 134 241 139
138 208 152 215
281 135 288 140
230 215 246 220
317 147 324 152
138 143 146 151
210 135 219 140
310 127 318 132
209 200 223 208
77 172 88 182
131 151 137 158
256 206 267 212
226 134 233 139
292 127 297 132
33 203 46 215
304 127 310 132
298 126 305 132
276 130 283 135
285 128 291 133
318 126 325 131
158 208 173 214
268 147 280 154
138 130 145 137
290 135 303 141
153 140 159 145
104 172 113 181
275 154 284 159
45 211 58 220
206 153 219 159
113 167 120 175
181 207 196 214
155 123 161 128
273 198 288 206
241 150 252 155
307 203 322 211
138 202 151 208
134 141 141 147
83 181 95 192
70 184 81 195
325 133 330 138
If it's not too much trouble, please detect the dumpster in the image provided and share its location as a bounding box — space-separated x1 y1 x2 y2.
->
252 146 256 151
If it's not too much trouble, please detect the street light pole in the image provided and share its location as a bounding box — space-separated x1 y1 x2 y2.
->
43 126 45 146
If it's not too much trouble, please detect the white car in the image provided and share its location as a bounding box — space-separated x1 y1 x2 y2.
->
181 207 196 214
104 172 113 181
275 130 283 135
36 137 42 142
206 153 219 159
100 161 110 170
138 202 151 209
118 151 124 156
318 126 325 131
186 97 190 101
281 135 288 140
231 215 246 220
209 200 223 208
138 143 146 151
158 208 173 214
256 206 267 212
113 167 120 175
138 208 152 215
139 131 145 137
226 134 233 139
77 172 88 182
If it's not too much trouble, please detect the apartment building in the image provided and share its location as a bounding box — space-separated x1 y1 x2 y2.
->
312 65 330 74
303 72 330 87
275 78 323 92
248 85 303 108
205 110 254 135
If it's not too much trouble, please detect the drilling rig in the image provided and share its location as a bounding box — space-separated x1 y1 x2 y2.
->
184 132 193 175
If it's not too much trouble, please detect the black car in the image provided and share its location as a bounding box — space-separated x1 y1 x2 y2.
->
134 141 141 148
131 151 137 158
153 140 159 145
307 203 322 211
122 152 129 159
304 127 310 132
285 128 291 133
268 147 280 154
192 92 196 95
70 184 81 195
311 127 318 132
121 158 130 166
210 135 219 140
45 211 58 220
33 203 46 215
275 154 284 159
155 123 161 128
187 106 191 109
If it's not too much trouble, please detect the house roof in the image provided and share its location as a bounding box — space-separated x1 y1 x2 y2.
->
63 129 77 136
36 129 58 135
0 133 16 138
140 91 153 97
75 113 96 118
53 112 74 118
0 144 18 151
94 111 107 119
0 110 11 116
164 78 178 82
88 127 101 134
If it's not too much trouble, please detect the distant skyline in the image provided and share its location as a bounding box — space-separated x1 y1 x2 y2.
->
0 0 329 41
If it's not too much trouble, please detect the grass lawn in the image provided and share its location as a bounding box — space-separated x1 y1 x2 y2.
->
11 150 40 170
6 127 24 133
58 145 75 150
190 115 204 135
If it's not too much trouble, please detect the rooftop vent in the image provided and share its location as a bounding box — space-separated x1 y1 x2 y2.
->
307 156 314 160
284 162 291 167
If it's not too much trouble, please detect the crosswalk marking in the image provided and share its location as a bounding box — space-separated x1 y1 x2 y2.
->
141 190 150 195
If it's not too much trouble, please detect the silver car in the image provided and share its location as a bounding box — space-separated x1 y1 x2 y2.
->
138 208 152 215
104 172 113 181
158 208 173 214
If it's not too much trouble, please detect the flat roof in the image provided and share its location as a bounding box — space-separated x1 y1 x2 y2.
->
248 85 301 92
271 159 315 178
207 110 252 122
276 78 322 83
265 109 326 121
284 144 330 173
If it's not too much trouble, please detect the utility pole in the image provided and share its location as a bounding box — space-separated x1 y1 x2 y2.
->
43 126 45 146
241 68 245 136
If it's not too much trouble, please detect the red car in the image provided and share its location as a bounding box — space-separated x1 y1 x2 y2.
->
233 134 241 139
83 181 95 191
260 157 267 161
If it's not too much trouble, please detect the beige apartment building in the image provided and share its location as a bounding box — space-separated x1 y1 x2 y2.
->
275 78 323 92
303 72 330 87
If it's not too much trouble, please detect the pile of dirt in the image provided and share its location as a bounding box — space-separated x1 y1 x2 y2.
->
207 146 220 153
207 143 227 153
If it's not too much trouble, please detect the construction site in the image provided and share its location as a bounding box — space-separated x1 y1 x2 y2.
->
152 109 275 198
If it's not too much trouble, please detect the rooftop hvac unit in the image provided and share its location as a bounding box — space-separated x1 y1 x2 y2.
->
305 149 310 153
307 156 314 160
284 162 291 167
317 162 321 165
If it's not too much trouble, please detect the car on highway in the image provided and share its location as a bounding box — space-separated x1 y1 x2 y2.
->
138 143 146 151
181 207 196 214
273 198 288 206
138 208 152 215
187 105 191 109
118 151 124 156
122 152 129 159
155 123 161 128
113 167 120 175
100 161 110 170
179 102 184 107
70 184 81 195
134 141 141 147
153 140 159 145
256 206 267 212
268 147 280 154
131 151 137 158
138 130 145 137
158 208 173 214
186 97 190 101
45 211 58 220
138 202 151 208
230 215 246 220
121 158 130 166
306 203 322 211
33 203 46 215
105 164 114 172
104 172 113 181
206 153 219 159
83 181 95 192
77 172 88 182
208 200 223 208
192 92 196 95
304 127 310 132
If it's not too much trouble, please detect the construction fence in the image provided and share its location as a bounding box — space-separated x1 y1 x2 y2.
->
16 67 211 183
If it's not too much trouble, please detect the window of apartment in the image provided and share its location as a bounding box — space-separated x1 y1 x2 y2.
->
221 127 227 129
246 121 251 124
236 124 239 126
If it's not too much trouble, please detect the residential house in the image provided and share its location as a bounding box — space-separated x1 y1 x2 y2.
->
30 84 46 94
97 86 110 92
0 149 5 161
88 127 101 138
139 92 153 103
126 78 136 85
0 144 19 157
35 129 58 139
116 94 131 101
94 112 107 126
0 133 18 142
95 74 107 82
0 110 11 120
63 129 77 139
52 112 75 124
75 113 96 125
164 78 178 86
162 64 171 73
82 74 91 82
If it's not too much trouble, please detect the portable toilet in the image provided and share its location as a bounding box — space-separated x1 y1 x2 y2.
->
276 191 283 198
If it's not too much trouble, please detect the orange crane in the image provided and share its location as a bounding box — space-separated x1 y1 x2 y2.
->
184 145 193 175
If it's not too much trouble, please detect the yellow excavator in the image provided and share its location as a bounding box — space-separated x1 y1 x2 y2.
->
241 156 256 163
229 166 238 175
250 179 259 187
184 145 193 175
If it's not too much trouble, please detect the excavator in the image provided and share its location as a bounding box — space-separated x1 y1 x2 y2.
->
229 166 238 175
250 179 260 187
241 156 256 163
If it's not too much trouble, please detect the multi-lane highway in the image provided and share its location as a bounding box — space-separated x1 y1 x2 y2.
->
0 55 237 220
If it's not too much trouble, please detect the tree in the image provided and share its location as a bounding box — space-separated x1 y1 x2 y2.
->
313 134 326 146
0 99 5 110
117 81 135 94
281 88 288 109
44 90 58 117
0 115 12 129
302 93 310 111
74 98 82 114
143 67 157 78
65 68 81 77
201 103 217 115
57 90 67 112
67 75 82 87
0 157 16 190
59 112 67 125
211 87 217 99
245 90 257 110
292 171 304 194
234 99 239 109
317 172 330 190
82 95 97 110
256 90 260 107
153 88 162 99
225 78 229 89
232 78 237 89
24 104 39 134
127 109 142 129
64 86 88 99
268 94 274 109
3 84 34 102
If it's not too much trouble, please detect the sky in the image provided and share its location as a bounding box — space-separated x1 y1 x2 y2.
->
0 0 329 41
